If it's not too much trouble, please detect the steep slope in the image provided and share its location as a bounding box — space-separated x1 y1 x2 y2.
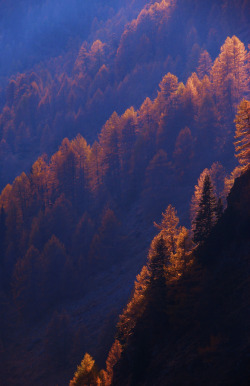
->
0 0 146 79
1 0 250 189
111 167 250 385
0 39 249 384
0 2 249 385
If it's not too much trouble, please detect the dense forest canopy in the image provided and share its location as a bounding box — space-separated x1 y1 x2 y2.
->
0 0 249 190
0 0 249 385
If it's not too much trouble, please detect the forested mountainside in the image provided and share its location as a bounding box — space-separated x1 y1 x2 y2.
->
0 0 147 78
90 166 250 386
0 0 249 385
0 0 250 190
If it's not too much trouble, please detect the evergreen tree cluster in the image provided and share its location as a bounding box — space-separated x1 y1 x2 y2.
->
192 174 222 244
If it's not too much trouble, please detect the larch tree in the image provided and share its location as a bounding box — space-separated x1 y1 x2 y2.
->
71 134 91 210
154 204 179 254
89 141 102 196
165 226 192 283
74 41 88 74
173 126 194 175
70 353 99 386
30 155 48 203
138 97 155 132
195 75 220 147
209 162 227 199
56 138 77 204
148 234 167 288
105 340 122 385
147 234 168 313
147 205 182 310
99 112 121 198
190 168 210 228
156 73 179 112
119 107 137 195
117 265 150 342
234 99 250 168
185 72 201 108
197 50 212 79
223 165 244 198
211 36 248 114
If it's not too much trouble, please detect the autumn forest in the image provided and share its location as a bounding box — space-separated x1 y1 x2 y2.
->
0 1 250 385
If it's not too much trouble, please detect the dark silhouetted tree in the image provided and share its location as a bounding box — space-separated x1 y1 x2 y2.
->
190 168 210 228
147 234 168 313
193 174 217 244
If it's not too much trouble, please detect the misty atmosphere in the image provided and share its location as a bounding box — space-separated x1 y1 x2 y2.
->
0 1 249 385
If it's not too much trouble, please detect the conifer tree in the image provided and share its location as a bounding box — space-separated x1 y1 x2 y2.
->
147 234 168 318
148 234 167 292
211 36 248 114
148 205 181 310
99 112 121 198
105 340 122 385
190 165 225 229
193 174 216 244
156 73 179 112
70 353 99 386
234 99 250 167
165 226 192 282
117 265 150 342
154 204 179 254
159 73 179 100
173 127 194 175
190 168 210 228
197 50 212 79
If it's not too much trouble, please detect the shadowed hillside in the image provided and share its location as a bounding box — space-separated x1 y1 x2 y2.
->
104 167 250 386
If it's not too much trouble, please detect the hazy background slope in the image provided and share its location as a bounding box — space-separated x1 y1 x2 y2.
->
0 0 249 190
